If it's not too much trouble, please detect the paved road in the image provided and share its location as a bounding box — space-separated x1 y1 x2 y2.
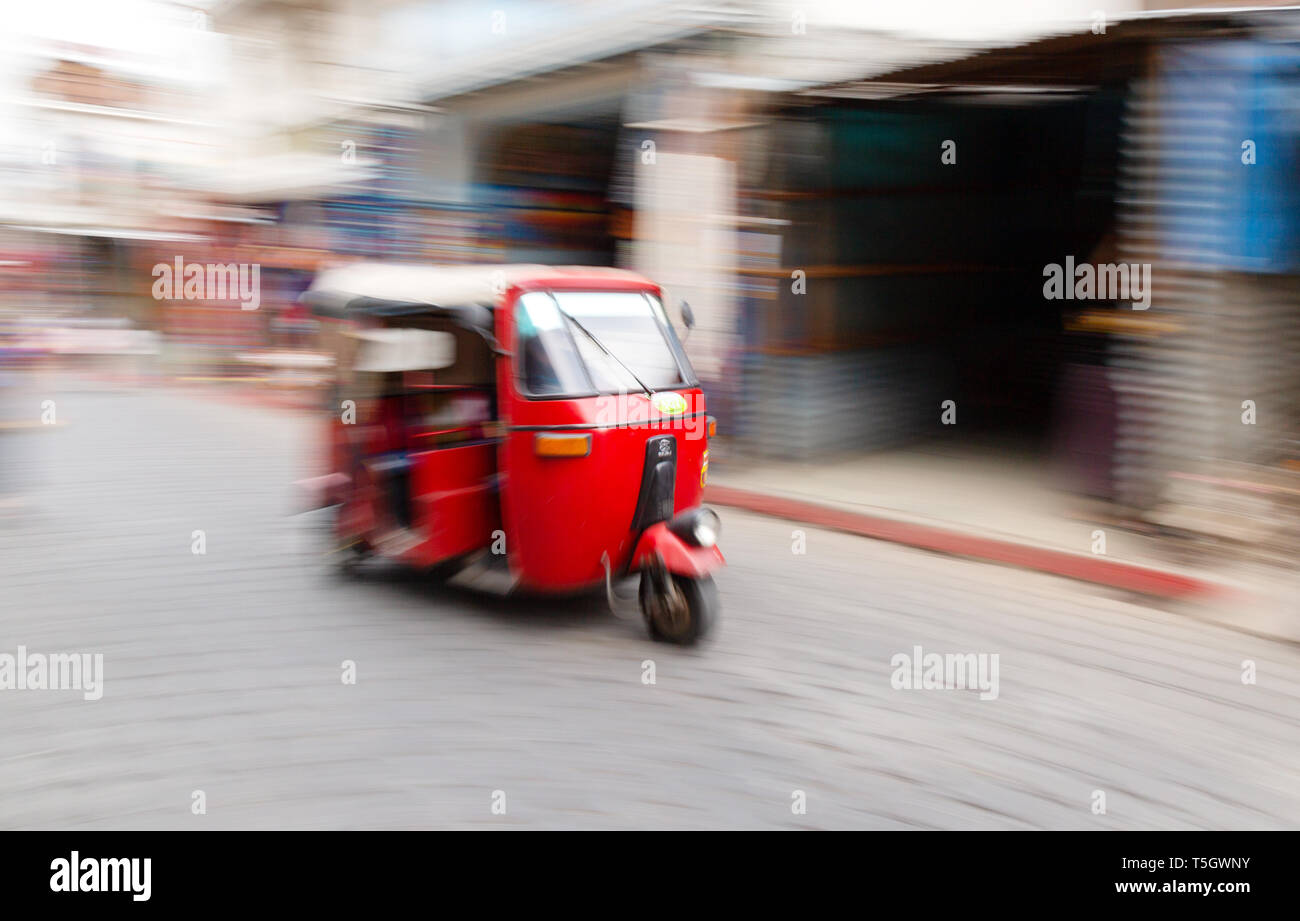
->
1 380 1297 829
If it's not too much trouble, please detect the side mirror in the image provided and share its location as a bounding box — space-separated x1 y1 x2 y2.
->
679 300 695 330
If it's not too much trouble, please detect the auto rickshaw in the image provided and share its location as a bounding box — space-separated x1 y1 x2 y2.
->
303 264 723 644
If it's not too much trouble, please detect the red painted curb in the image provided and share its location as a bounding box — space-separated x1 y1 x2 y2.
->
705 484 1227 600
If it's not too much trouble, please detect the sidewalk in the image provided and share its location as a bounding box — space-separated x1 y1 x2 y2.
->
705 443 1300 639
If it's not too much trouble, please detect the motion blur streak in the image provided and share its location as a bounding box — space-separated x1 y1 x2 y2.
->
1 1 1298 829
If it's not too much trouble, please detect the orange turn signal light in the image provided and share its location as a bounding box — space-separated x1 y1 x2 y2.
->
534 433 592 458
707 416 717 438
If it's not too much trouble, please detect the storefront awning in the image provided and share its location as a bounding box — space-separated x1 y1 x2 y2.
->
798 7 1298 96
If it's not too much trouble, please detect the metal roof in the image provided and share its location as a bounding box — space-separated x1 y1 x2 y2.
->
798 6 1300 96
415 0 734 105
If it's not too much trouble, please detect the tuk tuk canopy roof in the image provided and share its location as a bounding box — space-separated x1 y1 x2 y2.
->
301 262 654 323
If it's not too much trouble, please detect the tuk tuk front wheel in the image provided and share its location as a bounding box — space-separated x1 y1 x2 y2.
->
639 569 718 645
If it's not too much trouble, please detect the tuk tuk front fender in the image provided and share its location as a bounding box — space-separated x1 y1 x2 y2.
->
630 522 725 578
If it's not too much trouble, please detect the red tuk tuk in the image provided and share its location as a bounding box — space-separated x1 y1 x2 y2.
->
304 264 722 644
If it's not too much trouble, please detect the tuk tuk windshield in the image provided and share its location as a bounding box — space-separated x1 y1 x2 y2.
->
517 291 695 397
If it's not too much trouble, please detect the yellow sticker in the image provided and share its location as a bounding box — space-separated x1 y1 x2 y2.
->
651 391 688 415
700 450 709 487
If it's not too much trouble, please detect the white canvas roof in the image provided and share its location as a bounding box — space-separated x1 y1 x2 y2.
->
303 262 652 318
305 263 551 312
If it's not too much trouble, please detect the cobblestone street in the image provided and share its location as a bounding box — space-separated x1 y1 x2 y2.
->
1 380 1297 829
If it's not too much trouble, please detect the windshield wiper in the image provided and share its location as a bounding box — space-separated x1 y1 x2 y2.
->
548 294 656 398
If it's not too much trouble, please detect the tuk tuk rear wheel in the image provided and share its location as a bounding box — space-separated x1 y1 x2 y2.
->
333 539 369 577
640 570 718 645
330 504 370 576
426 556 467 584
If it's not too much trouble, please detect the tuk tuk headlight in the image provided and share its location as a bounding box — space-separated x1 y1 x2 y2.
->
668 507 721 548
